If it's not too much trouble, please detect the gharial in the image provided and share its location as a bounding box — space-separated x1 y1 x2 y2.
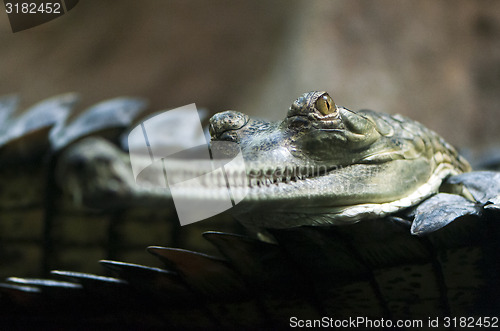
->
0 91 499 329
55 91 472 229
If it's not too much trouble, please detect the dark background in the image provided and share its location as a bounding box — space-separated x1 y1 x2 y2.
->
0 0 499 150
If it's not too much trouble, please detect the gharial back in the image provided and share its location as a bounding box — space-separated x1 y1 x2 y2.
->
360 108 470 176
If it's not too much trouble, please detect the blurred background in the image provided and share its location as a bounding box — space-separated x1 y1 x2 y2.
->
0 0 499 149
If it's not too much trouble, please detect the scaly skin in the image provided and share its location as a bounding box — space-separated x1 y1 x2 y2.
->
207 91 471 228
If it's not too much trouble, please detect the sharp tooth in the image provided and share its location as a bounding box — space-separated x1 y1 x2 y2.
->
296 167 303 179
305 167 310 177
249 169 259 178
248 170 257 188
273 167 283 183
284 166 292 183
275 166 282 174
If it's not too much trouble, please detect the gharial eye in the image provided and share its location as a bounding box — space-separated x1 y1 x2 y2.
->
315 94 336 116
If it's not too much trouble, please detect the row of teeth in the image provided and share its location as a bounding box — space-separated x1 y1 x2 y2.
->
165 165 330 189
246 165 328 188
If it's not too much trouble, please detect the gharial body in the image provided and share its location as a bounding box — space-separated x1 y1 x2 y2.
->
58 91 472 229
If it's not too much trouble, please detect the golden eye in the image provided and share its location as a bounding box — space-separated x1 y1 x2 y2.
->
315 94 336 116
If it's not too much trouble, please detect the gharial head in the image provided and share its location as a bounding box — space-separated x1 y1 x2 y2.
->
209 91 393 168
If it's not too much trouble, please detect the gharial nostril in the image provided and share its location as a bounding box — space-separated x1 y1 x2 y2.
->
208 110 249 138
